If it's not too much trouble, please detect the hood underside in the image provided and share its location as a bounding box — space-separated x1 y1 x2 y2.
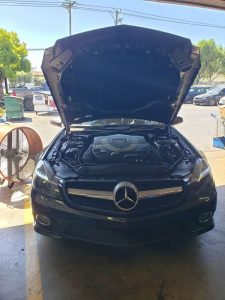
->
42 25 200 130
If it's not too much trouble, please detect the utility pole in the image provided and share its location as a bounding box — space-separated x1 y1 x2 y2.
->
62 1 76 36
112 8 123 26
4 78 8 95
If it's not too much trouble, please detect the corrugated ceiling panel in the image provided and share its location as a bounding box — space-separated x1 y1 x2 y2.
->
147 0 225 10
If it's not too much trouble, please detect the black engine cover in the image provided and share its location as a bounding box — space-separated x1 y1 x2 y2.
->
83 134 151 163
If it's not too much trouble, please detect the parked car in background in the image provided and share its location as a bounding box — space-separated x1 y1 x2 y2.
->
11 82 49 111
33 90 57 114
184 85 211 104
218 96 225 106
193 84 225 106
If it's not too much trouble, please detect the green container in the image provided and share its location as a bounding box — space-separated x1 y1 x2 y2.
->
3 96 24 119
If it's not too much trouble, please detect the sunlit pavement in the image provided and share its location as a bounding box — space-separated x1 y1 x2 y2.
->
1 106 225 300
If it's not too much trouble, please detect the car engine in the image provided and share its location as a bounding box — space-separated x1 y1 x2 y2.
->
56 131 189 177
83 135 161 164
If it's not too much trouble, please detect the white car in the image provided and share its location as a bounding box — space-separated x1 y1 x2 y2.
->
218 96 225 106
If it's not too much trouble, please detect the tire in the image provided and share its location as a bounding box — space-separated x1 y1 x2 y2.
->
209 98 216 106
24 95 34 111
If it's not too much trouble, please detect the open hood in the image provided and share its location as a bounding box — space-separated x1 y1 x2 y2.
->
42 25 200 131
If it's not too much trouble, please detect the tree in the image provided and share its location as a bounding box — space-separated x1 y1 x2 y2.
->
33 74 45 86
196 39 225 84
0 28 31 99
10 71 32 87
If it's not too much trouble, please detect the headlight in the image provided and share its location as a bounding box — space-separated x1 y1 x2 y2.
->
32 160 63 200
191 158 212 183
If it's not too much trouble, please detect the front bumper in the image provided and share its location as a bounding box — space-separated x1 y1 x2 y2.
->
184 96 193 104
31 190 217 247
193 98 212 105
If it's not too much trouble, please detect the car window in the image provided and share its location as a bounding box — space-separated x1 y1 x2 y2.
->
190 87 210 94
206 86 225 95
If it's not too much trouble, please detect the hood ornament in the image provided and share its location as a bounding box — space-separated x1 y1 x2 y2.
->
113 182 139 211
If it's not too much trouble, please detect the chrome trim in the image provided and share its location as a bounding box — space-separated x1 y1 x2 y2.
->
67 188 114 200
67 186 183 201
139 186 183 199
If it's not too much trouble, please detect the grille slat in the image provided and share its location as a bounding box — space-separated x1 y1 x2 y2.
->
65 179 185 214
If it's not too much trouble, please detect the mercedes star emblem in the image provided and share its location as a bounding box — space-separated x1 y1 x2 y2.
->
113 182 139 212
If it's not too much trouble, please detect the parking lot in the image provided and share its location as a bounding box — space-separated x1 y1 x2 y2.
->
1 104 225 300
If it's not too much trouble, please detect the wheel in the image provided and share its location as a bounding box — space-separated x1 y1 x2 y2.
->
24 95 34 111
209 98 216 106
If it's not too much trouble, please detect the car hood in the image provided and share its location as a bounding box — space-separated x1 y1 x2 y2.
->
42 25 200 131
194 93 210 99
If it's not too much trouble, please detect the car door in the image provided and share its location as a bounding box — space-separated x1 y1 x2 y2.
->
217 88 225 102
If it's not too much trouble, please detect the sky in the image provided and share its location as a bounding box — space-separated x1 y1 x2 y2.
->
1 0 225 70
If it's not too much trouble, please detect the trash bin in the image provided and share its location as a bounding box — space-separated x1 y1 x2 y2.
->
3 96 24 120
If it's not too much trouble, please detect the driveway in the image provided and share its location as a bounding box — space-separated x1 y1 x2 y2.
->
1 105 225 300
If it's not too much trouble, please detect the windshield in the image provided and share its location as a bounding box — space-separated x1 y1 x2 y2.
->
206 85 225 95
71 118 166 128
189 86 211 93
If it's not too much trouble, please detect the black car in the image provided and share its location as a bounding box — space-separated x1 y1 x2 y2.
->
184 85 211 104
31 25 217 247
193 84 225 106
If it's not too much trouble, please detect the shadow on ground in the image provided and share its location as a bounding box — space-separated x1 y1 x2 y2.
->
34 184 225 300
9 117 33 124
0 182 31 209
34 112 59 117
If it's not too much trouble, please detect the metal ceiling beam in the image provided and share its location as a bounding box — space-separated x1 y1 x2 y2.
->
147 1 225 11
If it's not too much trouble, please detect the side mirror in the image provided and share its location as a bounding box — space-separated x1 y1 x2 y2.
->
50 117 63 127
172 116 183 125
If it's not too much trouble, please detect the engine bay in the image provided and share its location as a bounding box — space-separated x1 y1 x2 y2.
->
51 129 194 177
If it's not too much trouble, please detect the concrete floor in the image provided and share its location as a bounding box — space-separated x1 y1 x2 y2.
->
1 106 225 300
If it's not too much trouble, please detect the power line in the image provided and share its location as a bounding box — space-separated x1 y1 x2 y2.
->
77 2 115 10
0 0 225 29
0 0 61 7
73 6 112 13
123 12 225 29
0 0 61 3
72 4 122 25
74 2 225 29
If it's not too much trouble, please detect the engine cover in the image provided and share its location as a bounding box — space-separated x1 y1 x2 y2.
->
89 134 151 163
